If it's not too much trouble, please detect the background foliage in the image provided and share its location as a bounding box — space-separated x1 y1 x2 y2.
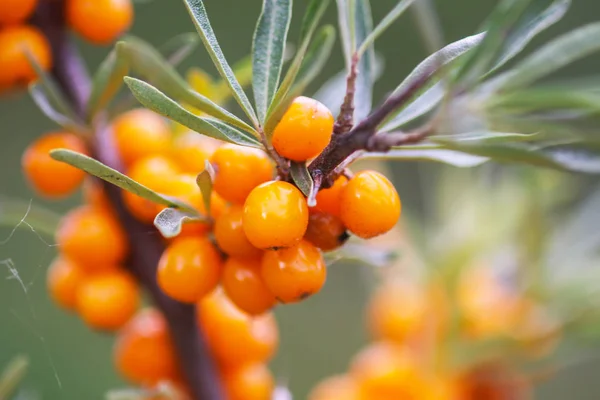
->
1 0 600 398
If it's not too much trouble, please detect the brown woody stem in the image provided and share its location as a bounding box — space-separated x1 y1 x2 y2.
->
34 2 222 399
334 53 360 135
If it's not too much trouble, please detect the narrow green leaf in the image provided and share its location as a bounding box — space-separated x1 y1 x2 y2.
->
118 37 256 134
87 48 129 120
29 84 91 135
182 0 259 126
336 0 353 65
265 0 331 133
159 32 200 66
358 0 415 56
290 161 313 198
496 23 600 91
195 161 214 215
0 197 61 237
432 131 535 144
252 0 292 123
325 243 399 268
50 149 198 212
124 77 262 148
381 83 443 131
264 25 336 135
359 146 489 167
353 0 376 120
154 207 205 238
0 355 28 400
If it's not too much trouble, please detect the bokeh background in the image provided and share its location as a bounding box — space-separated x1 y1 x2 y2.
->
1 0 600 398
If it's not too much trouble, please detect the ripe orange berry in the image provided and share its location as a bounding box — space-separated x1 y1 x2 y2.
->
243 181 309 249
171 131 221 174
271 96 334 161
340 170 401 239
56 205 128 269
82 179 111 211
211 144 273 204
114 308 180 385
123 155 181 223
0 0 37 24
197 288 278 367
223 363 274 400
214 205 262 259
350 341 424 400
22 131 87 198
157 236 222 303
66 0 133 45
0 25 52 86
367 281 427 343
309 375 360 400
304 211 349 251
113 109 170 166
222 258 275 316
311 176 348 218
261 239 326 303
46 257 86 311
77 270 139 330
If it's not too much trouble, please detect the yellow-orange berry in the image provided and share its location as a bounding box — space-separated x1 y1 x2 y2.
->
114 308 180 385
77 270 139 330
304 211 349 251
113 109 170 166
311 175 348 218
82 179 111 211
222 258 275 316
22 131 87 198
123 155 181 223
66 0 133 45
340 171 401 239
309 375 360 400
272 96 334 161
197 288 278 368
0 25 52 86
223 363 274 400
211 144 273 204
157 237 222 303
261 239 326 303
56 205 128 269
0 0 37 24
214 205 262 259
171 131 221 174
46 257 86 311
243 181 308 249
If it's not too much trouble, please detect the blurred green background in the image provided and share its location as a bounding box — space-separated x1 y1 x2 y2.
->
1 0 600 399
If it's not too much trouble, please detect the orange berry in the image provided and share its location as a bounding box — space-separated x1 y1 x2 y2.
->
197 288 278 367
222 258 275 316
77 270 139 330
350 341 423 400
66 0 133 45
309 375 360 400
214 205 262 259
367 281 427 343
304 211 349 251
340 171 401 239
243 181 309 249
311 176 348 218
123 155 180 223
261 239 326 303
223 363 274 400
211 144 273 204
0 0 37 24
114 308 180 385
271 96 334 161
0 25 52 87
46 257 86 311
82 179 111 211
157 237 222 303
113 109 170 166
171 131 221 174
22 131 87 198
56 205 128 270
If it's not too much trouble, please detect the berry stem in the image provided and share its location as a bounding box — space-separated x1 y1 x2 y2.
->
34 2 223 399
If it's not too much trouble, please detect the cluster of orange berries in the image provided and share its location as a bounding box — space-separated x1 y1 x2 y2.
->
308 266 559 400
0 0 132 91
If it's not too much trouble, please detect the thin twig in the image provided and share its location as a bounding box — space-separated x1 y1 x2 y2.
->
334 53 360 134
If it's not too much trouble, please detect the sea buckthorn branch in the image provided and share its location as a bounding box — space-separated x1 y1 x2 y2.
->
34 2 223 399
333 53 360 135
